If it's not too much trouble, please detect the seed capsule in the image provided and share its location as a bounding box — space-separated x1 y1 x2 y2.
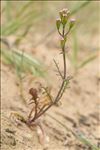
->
56 18 61 31
69 18 76 30
62 14 67 25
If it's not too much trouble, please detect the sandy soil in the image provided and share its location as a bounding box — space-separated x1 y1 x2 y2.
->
1 38 99 150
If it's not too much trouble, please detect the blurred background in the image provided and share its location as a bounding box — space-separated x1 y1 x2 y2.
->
1 1 100 150
1 1 99 79
1 1 99 55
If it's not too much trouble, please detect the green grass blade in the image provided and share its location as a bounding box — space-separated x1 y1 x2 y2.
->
75 132 99 150
71 0 91 15
34 1 91 48
5 1 12 21
71 28 79 68
2 9 47 36
1 1 42 36
1 19 22 35
16 1 33 18
1 49 47 78
78 54 97 69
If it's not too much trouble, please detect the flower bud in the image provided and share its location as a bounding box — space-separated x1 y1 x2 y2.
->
59 10 63 20
69 18 75 30
66 10 70 18
56 18 61 31
62 14 67 26
62 8 68 14
59 9 70 26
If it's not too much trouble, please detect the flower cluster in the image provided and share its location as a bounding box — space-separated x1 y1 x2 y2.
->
56 8 75 49
56 8 75 32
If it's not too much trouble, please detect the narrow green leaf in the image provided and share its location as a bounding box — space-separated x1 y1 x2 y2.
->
71 28 79 68
78 54 97 69
76 132 99 150
71 1 91 15
1 49 47 78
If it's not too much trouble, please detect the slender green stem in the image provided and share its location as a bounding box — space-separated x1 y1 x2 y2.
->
28 8 76 123
29 24 67 122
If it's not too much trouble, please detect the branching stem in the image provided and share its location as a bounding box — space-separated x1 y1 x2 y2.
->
27 8 75 124
29 24 67 123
